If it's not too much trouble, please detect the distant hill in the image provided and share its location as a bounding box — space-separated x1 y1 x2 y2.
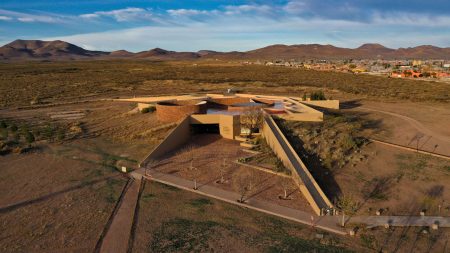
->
232 43 450 60
1 39 449 60
0 39 107 60
133 48 200 59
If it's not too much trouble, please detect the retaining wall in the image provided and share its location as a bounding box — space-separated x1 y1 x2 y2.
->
140 116 191 166
261 114 333 215
298 100 340 110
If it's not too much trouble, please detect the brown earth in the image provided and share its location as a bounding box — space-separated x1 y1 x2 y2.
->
131 180 358 253
0 100 172 252
280 99 450 216
0 149 128 252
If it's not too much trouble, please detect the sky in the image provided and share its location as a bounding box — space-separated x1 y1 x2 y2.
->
0 0 449 52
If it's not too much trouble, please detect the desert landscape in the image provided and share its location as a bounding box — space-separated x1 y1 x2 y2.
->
0 56 449 252
1 1 450 252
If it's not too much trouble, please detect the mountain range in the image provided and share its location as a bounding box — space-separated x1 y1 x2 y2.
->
1 39 449 61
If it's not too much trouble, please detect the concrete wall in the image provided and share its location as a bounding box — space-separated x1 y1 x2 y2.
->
281 98 324 122
140 116 191 166
261 114 333 215
219 115 240 139
278 112 323 122
190 114 240 140
298 100 340 110
190 114 221 124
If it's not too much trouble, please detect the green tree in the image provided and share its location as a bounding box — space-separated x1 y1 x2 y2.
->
0 128 8 140
10 124 18 132
56 129 65 141
310 91 326 100
25 131 35 146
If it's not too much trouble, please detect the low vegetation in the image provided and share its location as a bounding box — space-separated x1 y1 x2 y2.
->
132 181 356 252
275 111 372 174
240 136 291 175
0 118 81 155
0 61 448 108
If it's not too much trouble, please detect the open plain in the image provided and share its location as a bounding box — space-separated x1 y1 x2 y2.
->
0 60 449 252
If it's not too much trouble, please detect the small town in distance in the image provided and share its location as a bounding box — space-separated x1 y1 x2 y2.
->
250 58 450 81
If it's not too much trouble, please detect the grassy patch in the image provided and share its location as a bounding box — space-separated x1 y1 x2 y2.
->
103 178 122 203
395 153 430 180
155 182 181 192
359 233 377 250
149 218 218 252
267 236 352 253
189 198 213 208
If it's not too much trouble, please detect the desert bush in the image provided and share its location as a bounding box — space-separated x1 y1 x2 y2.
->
310 90 326 100
0 128 8 140
10 124 18 132
42 125 55 140
336 195 360 215
141 106 156 114
25 131 35 145
276 112 370 172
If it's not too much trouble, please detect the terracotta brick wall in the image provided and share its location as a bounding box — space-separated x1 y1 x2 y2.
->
156 101 206 122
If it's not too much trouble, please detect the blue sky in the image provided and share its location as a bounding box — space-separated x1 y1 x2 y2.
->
1 0 449 52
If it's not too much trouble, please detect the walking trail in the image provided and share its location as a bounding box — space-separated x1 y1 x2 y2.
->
138 168 347 235
359 106 450 145
99 175 142 253
137 168 450 232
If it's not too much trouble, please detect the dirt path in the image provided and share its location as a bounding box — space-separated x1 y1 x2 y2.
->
99 177 141 253
359 106 450 144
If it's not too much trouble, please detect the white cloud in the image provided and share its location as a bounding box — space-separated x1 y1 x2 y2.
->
167 9 213 16
371 12 450 27
0 9 63 23
0 15 12 21
42 9 450 52
223 4 273 15
79 7 155 22
79 13 99 19
283 1 307 14
2 3 449 51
